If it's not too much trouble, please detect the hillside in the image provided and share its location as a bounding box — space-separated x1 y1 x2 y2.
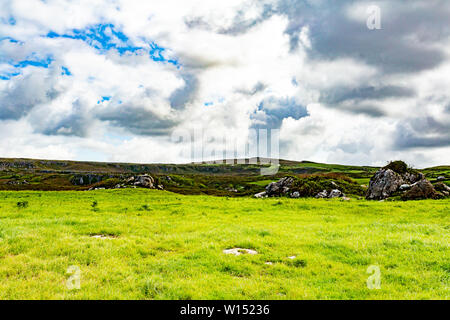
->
0 157 448 196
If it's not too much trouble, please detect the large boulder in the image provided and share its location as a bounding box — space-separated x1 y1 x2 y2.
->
401 180 440 200
366 163 424 200
133 174 155 188
265 177 295 197
366 169 405 200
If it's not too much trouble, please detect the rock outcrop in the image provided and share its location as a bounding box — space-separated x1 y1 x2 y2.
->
254 176 348 199
265 177 295 196
315 189 344 199
366 166 424 200
254 177 295 198
365 161 447 200
87 174 163 190
127 174 155 188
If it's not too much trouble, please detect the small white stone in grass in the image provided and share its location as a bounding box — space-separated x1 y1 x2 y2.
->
90 234 116 239
287 256 296 259
223 248 258 256
265 262 273 265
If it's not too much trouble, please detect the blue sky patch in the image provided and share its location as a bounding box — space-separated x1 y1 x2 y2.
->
13 56 53 68
46 23 141 55
0 52 53 80
0 16 16 25
97 96 111 104
46 24 180 67
61 66 72 76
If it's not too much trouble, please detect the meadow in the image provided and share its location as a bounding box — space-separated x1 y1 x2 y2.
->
0 189 448 300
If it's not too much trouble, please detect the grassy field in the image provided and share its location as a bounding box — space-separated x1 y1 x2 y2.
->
0 189 448 300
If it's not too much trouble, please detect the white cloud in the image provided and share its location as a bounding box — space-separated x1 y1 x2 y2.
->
0 0 449 167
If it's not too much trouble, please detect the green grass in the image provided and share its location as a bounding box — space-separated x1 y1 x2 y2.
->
248 179 277 186
0 189 448 300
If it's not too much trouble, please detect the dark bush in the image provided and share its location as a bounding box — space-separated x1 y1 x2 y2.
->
17 201 29 208
90 178 121 189
289 175 365 197
384 161 409 174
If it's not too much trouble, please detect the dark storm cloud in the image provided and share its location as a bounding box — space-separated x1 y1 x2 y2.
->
394 116 450 149
318 85 415 118
320 85 415 105
40 99 91 137
0 71 61 120
277 0 450 74
97 105 179 136
206 0 450 74
236 82 267 96
340 104 386 118
169 73 199 109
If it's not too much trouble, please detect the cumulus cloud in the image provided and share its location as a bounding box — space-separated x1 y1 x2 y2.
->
0 0 449 167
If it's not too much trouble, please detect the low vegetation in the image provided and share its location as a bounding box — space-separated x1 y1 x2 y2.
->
1 158 448 197
288 174 365 197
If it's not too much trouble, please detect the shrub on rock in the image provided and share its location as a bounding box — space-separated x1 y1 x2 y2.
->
401 180 440 200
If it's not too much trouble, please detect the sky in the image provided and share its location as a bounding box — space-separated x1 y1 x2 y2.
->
1 0 450 168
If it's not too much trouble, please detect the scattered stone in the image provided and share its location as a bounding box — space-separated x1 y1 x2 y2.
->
6 180 29 185
265 262 273 265
287 256 296 259
315 189 345 199
90 234 117 239
290 191 300 198
328 189 343 198
315 190 328 198
341 197 351 201
254 191 268 198
437 176 446 181
223 248 258 256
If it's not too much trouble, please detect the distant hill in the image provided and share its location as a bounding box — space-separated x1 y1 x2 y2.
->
0 157 448 194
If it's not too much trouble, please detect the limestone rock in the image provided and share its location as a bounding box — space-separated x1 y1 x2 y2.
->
366 167 424 200
315 190 328 198
265 177 295 197
328 189 343 198
254 191 267 198
133 174 155 188
290 191 300 198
